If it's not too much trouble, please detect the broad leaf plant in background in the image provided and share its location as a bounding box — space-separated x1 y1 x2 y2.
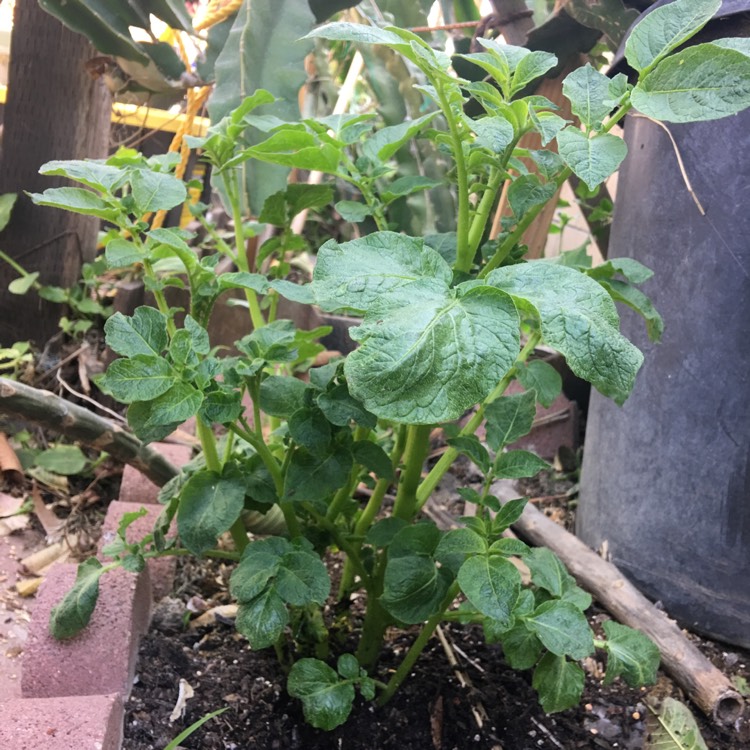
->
29 0 750 730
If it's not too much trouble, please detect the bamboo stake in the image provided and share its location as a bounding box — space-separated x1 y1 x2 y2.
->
502 493 744 726
0 378 178 486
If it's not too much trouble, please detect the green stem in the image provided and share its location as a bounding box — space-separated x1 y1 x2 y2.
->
196 416 222 473
0 249 32 278
228 422 283 494
438 82 471 272
377 582 460 705
415 332 541 511
144 547 241 562
196 214 235 260
355 592 392 669
467 167 505 257
392 424 432 521
142 257 176 336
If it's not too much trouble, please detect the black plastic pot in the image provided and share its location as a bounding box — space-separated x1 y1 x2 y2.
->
577 1 750 647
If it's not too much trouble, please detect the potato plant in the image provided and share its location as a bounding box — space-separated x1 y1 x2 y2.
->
36 0 750 729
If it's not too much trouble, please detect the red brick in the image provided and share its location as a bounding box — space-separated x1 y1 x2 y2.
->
118 441 193 505
22 564 151 699
98 501 177 601
0 693 123 750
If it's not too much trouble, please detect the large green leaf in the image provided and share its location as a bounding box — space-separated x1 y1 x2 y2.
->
381 555 452 624
556 128 627 190
630 45 750 123
525 601 593 659
488 263 643 405
177 470 246 555
312 232 452 314
532 653 585 713
275 551 330 606
49 559 104 639
29 187 121 222
104 307 168 358
209 0 315 215
288 658 355 731
494 450 549 479
602 621 660 686
39 160 125 192
500 623 544 669
345 284 519 424
283 444 353 503
362 112 437 162
236 589 289 649
98 356 175 403
130 169 187 213
457 555 521 629
562 64 613 130
624 0 720 74
484 390 537 451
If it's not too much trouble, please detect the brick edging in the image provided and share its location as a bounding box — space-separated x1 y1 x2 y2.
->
4 441 192 749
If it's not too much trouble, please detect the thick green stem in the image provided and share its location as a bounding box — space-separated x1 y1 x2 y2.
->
377 582 460 704
142 257 176 337
415 332 541 511
438 83 471 273
228 422 283 493
467 167 505 257
392 424 432 521
356 593 392 669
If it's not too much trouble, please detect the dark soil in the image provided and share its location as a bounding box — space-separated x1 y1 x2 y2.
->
123 551 750 750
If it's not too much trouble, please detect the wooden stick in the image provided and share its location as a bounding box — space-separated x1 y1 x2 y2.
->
0 377 178 486
504 494 744 726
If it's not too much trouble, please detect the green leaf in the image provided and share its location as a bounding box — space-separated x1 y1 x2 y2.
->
288 407 332 455
49 558 104 639
177 470 246 555
335 200 371 223
336 653 360 680
352 441 394 481
602 621 660 686
526 601 593 659
711 38 750 57
184 316 210 355
500 623 544 669
209 0 315 214
362 111 437 162
484 390 537 451
529 110 568 146
127 401 182 444
508 175 558 219
381 555 452 624
381 175 443 202
488 263 643 405
39 160 124 192
144 382 203 427
556 128 627 190
0 193 17 231
365 517 408 548
388 523 442 559
600 279 664 343
469 115 515 154
457 555 521 628
230 537 288 601
130 169 186 213
525 547 569 597
512 51 558 94
104 307 168 358
312 232 452 314
258 375 308 418
317 383 376 429
246 129 342 173
494 450 549 479
105 239 143 268
35 445 88 475
236 589 289 649
562 64 613 130
8 274 39 295
283 444 353 503
275 550 330 606
624 0 720 74
199 389 243 425
288 658 355 731
29 187 120 221
447 435 491 474
303 22 412 51
515 360 562 408
493 497 529 533
645 697 708 750
98 356 175 403
630 44 750 123
435 528 488 574
346 284 519 424
532 653 585 713
588 257 653 285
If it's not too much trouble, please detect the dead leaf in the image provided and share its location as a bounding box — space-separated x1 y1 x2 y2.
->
16 577 43 597
645 697 708 750
31 484 64 536
0 513 29 536
0 492 24 516
169 678 195 723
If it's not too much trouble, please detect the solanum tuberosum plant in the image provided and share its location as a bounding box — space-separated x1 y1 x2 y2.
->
34 0 750 729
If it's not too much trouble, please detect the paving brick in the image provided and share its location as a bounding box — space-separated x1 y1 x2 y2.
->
98 501 177 601
0 693 123 750
22 564 151 700
118 441 193 505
